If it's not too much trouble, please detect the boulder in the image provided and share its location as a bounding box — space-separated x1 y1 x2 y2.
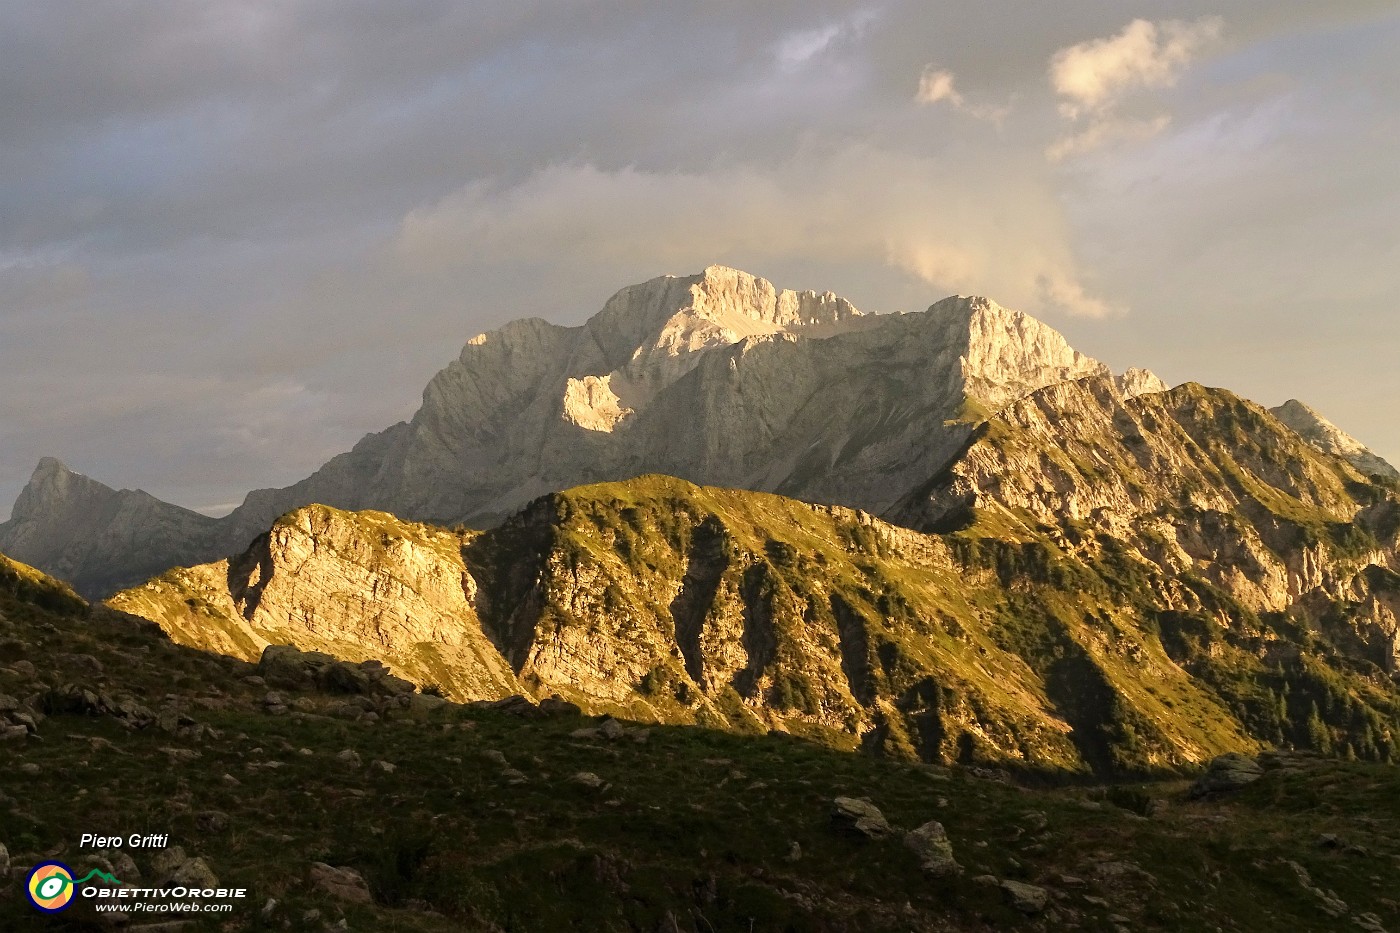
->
904 820 958 877
409 694 447 714
309 862 373 904
475 694 542 717
257 645 317 689
1190 752 1264 797
539 696 583 716
153 847 219 888
832 797 892 839
1001 880 1048 914
321 662 371 695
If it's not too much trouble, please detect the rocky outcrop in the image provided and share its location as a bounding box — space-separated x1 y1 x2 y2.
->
6 267 1125 597
108 506 522 701
108 457 1400 775
1270 399 1399 480
1189 752 1264 797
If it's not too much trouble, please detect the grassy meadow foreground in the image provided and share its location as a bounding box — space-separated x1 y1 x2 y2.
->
2 556 1398 932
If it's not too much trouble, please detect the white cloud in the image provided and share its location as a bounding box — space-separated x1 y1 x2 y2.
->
1046 114 1172 162
916 67 960 105
1046 17 1220 160
1050 17 1223 119
915 65 1010 123
393 145 1115 318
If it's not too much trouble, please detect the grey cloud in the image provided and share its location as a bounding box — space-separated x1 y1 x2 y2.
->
2 0 1398 516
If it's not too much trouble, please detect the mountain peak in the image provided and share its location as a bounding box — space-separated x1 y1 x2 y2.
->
920 295 1109 409
1270 399 1399 479
1117 367 1170 398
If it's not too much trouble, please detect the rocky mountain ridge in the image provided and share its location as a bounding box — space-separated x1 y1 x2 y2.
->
4 266 1136 597
109 374 1400 775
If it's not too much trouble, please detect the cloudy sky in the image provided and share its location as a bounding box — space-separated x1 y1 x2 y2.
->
3 1 1398 517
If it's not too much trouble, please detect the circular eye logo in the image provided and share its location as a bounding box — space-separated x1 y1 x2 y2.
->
27 861 77 913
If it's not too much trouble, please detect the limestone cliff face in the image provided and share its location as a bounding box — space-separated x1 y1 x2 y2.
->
110 466 1400 775
4 267 1137 597
109 506 522 700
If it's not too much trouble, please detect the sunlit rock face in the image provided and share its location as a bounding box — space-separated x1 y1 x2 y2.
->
1270 399 1398 480
2 266 1142 596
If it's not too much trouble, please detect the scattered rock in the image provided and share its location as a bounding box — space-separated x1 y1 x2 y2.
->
1190 753 1264 797
109 851 140 881
410 693 447 714
1281 859 1347 918
571 771 606 790
322 662 371 694
570 726 603 740
1001 879 1049 914
152 847 219 888
482 749 509 766
832 797 892 839
500 768 528 785
0 841 9 875
309 862 372 904
598 718 627 741
159 747 200 763
196 811 229 833
370 759 396 774
336 749 362 769
473 694 543 717
539 696 582 716
786 842 802 862
1354 912 1387 933
258 646 321 689
904 820 958 877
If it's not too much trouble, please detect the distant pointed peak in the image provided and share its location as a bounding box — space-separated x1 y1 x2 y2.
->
1274 398 1322 420
33 456 72 477
1270 399 1399 480
1117 368 1170 399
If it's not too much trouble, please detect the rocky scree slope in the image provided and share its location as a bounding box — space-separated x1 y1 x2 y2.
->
111 440 1400 776
3 266 1126 597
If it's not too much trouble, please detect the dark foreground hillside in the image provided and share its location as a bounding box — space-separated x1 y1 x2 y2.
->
2 554 1398 932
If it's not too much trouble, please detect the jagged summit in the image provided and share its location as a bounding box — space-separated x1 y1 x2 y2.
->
1271 399 1398 480
2 264 1376 598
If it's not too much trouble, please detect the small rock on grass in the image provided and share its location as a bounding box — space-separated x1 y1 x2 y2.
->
1001 880 1048 914
832 797 892 839
904 820 958 877
309 862 373 904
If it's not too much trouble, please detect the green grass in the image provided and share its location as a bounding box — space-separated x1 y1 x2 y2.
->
5 558 1400 931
